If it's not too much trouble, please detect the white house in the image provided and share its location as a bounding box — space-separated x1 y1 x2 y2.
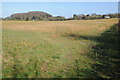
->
104 16 110 19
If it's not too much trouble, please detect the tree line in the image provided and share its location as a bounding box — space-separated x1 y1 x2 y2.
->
1 11 118 21
69 13 118 20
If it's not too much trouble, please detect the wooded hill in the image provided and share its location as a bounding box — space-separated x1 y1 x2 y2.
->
3 11 66 21
4 11 53 21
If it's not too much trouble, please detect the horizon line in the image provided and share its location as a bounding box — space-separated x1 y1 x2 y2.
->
2 11 118 18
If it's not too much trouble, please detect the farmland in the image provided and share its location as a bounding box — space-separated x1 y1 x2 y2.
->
2 18 119 78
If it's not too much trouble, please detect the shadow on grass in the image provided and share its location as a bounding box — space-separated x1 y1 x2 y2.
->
89 24 120 78
64 24 120 78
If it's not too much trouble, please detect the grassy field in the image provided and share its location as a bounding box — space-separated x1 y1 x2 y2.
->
2 18 119 78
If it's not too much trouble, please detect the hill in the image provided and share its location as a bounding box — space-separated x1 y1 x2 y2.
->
4 11 53 21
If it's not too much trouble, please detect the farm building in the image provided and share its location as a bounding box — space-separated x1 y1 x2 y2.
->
104 16 110 19
102 15 111 19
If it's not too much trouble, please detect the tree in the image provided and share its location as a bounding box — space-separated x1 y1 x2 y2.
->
73 14 78 20
91 13 97 16
54 16 65 21
26 17 29 21
86 14 89 16
73 14 77 18
32 16 35 20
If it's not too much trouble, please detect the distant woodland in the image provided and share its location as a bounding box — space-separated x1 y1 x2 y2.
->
1 11 118 21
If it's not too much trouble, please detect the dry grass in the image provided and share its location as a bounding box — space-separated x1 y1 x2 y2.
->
2 18 118 78
2 18 117 34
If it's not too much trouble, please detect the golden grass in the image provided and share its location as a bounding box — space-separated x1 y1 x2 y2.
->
2 18 118 35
